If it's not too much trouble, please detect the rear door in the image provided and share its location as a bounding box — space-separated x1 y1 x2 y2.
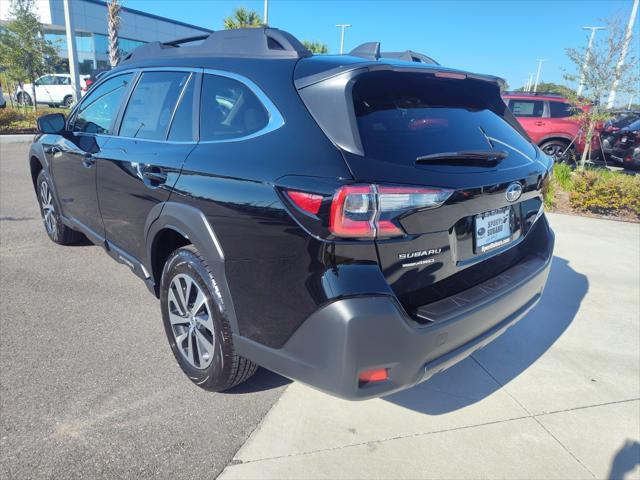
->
507 98 546 143
97 68 198 263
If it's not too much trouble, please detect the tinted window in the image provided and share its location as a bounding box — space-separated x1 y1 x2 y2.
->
352 71 536 165
120 71 191 140
200 74 269 141
509 100 544 117
549 101 574 118
72 73 133 134
168 75 195 141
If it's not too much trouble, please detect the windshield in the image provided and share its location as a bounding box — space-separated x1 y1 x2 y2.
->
352 71 537 165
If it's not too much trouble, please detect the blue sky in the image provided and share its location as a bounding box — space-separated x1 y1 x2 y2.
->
125 0 639 102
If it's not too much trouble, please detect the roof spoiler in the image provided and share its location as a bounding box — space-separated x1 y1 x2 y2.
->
121 28 312 63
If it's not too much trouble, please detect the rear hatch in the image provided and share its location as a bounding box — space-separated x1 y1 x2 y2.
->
296 63 552 313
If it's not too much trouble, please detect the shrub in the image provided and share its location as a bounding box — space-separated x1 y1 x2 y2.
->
0 107 66 133
553 163 574 191
570 170 640 217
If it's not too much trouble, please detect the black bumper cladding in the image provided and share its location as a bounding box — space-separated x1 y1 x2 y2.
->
236 217 554 400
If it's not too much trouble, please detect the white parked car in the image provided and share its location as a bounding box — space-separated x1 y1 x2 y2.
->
14 74 89 108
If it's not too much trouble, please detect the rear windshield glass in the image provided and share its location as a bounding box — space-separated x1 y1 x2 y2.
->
352 71 536 165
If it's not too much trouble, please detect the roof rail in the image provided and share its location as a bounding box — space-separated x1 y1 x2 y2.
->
120 28 311 64
380 50 439 65
503 91 566 98
348 42 380 60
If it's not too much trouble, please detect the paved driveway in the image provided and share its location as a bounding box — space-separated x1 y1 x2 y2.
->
0 137 287 479
220 213 640 479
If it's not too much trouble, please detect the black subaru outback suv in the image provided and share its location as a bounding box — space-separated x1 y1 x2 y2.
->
30 28 554 400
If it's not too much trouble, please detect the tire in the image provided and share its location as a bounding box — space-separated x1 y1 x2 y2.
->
160 245 257 391
62 95 73 108
36 170 85 245
540 139 575 164
17 92 32 106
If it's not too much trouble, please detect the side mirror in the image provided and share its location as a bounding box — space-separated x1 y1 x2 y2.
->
37 113 66 134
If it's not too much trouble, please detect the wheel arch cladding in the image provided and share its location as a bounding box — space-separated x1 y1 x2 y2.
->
146 202 240 335
30 156 43 191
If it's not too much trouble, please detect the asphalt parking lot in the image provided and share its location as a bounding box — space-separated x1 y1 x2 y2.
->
0 137 288 479
1 135 639 479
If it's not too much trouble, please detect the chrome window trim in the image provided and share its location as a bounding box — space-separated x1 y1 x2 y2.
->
200 68 285 144
71 66 284 144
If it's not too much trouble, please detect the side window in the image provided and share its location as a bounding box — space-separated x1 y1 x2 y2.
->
120 71 191 140
36 76 54 86
549 101 574 118
56 76 71 85
200 74 269 141
509 100 544 118
72 73 133 134
168 75 195 141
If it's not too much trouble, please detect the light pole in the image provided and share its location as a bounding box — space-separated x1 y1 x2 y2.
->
533 59 546 93
577 26 606 97
263 0 268 25
62 0 81 103
336 24 351 54
607 0 639 108
526 73 534 92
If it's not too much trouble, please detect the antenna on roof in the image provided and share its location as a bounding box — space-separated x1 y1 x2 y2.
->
348 42 380 60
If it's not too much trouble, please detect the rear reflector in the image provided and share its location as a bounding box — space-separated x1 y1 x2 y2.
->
286 190 323 215
435 72 466 80
359 368 388 384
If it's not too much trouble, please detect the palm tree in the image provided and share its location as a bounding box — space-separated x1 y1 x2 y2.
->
302 40 328 54
223 7 263 29
107 0 121 67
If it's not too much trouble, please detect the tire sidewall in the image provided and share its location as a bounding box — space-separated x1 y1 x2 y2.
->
160 247 234 391
36 170 64 243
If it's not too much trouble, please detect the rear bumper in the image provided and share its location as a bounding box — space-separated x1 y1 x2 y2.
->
236 217 554 400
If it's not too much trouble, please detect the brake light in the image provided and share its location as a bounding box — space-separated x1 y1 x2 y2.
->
359 368 388 384
286 190 323 215
329 185 453 239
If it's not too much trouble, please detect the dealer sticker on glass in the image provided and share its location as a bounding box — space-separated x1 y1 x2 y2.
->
475 207 512 253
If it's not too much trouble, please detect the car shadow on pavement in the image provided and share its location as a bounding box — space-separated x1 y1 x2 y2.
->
607 440 640 480
385 256 589 414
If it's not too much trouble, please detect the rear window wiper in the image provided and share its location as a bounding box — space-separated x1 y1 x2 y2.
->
416 150 508 165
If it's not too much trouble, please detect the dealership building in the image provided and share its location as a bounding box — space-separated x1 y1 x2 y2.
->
0 0 212 74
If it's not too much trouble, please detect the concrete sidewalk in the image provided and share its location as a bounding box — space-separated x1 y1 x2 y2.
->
220 213 640 480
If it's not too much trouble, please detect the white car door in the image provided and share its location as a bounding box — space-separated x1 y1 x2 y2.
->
34 75 54 104
49 76 71 104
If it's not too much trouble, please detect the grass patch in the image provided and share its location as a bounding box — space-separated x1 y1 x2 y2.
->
0 106 67 134
553 163 574 191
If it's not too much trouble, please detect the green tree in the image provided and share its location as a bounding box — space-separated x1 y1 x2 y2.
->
302 40 328 54
0 0 60 112
517 82 577 98
564 17 639 168
223 7 263 29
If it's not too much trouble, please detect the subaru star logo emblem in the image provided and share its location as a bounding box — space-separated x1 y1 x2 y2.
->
505 182 523 202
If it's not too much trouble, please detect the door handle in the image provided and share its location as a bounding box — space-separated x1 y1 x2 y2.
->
82 152 96 168
535 121 545 126
44 145 61 154
141 167 168 186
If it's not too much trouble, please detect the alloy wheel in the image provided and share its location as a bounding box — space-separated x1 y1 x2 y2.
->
167 273 215 369
542 142 568 162
40 180 57 238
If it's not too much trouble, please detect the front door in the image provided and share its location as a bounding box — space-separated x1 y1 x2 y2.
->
50 72 135 239
97 69 197 262
507 99 546 144
33 75 54 104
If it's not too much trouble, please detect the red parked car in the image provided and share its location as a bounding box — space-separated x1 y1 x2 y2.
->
503 92 598 162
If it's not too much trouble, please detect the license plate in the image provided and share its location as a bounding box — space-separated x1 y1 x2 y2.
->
475 207 512 253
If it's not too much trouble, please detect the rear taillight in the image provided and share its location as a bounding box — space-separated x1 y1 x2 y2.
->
328 184 453 239
82 79 94 92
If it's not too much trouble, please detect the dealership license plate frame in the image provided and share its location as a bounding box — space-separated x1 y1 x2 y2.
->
474 206 513 254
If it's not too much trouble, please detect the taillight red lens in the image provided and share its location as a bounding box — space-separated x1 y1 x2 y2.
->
286 190 323 215
359 368 388 384
329 184 453 239
330 185 375 237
